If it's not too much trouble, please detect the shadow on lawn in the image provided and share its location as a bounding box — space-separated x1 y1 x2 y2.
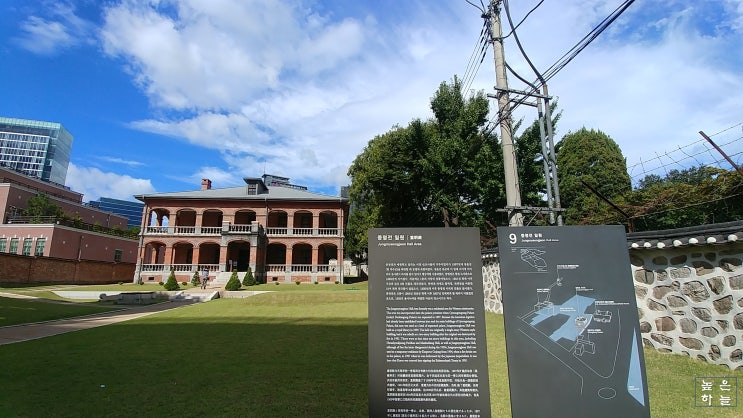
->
0 319 369 418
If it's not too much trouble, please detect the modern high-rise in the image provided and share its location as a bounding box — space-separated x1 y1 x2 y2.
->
0 117 73 185
88 197 144 228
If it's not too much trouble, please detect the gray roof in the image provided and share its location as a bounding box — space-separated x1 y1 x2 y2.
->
627 220 743 250
135 185 347 202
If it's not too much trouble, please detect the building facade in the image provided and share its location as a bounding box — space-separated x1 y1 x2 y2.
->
0 165 137 263
134 176 349 284
89 197 144 228
0 117 73 185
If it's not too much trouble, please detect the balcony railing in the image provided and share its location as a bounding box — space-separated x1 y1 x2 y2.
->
265 228 340 236
142 223 338 237
140 263 339 275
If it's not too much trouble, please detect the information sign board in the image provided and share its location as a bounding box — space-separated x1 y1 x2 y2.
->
497 225 650 417
369 228 491 417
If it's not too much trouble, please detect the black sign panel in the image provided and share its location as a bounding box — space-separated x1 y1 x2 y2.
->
369 228 491 418
497 225 650 418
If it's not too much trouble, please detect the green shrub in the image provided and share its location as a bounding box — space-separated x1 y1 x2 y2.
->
314 281 319 285
181 282 187 286
158 281 164 286
163 271 180 291
275 281 280 285
191 270 201 286
242 266 257 286
295 280 301 285
225 270 241 291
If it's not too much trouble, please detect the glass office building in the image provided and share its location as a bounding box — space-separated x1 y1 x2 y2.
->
0 117 73 185
88 197 144 228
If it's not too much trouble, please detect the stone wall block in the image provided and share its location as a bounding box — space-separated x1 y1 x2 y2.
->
647 299 666 311
700 327 718 338
692 260 714 276
679 318 697 333
708 345 721 361
679 337 704 350
681 281 709 302
640 322 651 333
652 285 674 299
720 257 741 272
731 349 742 363
704 253 716 262
670 255 687 265
635 286 647 298
717 320 728 331
634 269 654 284
670 267 691 279
666 295 688 308
713 295 733 315
722 335 736 347
730 274 743 290
651 333 673 346
655 316 676 331
691 307 712 322
734 312 743 330
652 256 668 266
706 276 725 295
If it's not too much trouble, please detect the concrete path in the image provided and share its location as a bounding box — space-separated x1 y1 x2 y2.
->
0 299 197 346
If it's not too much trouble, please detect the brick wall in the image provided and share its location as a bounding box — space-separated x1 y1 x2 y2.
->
0 253 135 284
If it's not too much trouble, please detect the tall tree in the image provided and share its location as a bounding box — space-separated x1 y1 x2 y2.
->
627 166 743 230
23 193 64 223
345 76 554 259
556 128 631 224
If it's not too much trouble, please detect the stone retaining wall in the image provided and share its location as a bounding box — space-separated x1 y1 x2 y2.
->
481 242 743 369
631 243 743 370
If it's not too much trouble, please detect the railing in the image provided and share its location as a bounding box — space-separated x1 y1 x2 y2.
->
229 224 258 233
139 264 220 273
142 224 260 236
141 264 165 272
265 228 340 236
291 264 313 272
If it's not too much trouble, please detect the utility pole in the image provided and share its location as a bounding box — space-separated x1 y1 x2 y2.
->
487 0 523 226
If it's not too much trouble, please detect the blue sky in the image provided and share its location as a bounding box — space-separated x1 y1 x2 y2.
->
1 0 741 202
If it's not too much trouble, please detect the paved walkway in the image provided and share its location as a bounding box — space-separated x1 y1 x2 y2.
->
0 299 197 346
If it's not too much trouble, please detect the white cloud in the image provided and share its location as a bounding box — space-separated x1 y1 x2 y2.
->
14 2 94 55
66 163 156 202
98 156 145 167
94 0 743 193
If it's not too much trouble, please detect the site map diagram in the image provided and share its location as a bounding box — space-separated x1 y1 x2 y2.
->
498 226 650 418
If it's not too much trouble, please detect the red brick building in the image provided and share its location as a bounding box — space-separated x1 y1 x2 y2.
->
0 166 137 264
134 176 349 284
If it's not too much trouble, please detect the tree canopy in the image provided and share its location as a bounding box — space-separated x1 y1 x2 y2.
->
23 193 64 222
556 128 631 224
627 166 743 230
345 77 554 259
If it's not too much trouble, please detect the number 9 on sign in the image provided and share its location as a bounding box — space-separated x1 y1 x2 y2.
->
509 233 517 244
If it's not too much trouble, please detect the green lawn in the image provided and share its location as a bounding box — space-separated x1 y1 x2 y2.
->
0 297 121 326
0 291 740 417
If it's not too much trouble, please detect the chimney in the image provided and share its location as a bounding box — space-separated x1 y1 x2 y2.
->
201 179 212 190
